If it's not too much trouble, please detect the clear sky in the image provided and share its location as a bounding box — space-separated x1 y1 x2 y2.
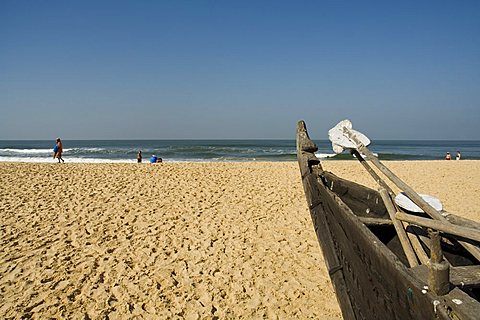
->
1 1 479 140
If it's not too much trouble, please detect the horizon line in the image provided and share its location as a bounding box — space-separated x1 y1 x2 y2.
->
1 138 480 142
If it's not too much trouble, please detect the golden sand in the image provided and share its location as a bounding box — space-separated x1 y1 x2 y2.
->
1 161 479 318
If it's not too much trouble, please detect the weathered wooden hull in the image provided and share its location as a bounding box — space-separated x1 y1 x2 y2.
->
296 121 479 320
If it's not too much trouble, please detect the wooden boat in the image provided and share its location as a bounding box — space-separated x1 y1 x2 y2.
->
296 120 480 319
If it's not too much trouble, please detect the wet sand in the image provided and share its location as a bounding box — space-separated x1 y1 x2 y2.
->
1 161 479 318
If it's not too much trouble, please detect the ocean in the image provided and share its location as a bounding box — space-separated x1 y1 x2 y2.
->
0 140 479 163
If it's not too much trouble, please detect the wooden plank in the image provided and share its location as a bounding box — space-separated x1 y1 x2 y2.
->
395 212 480 243
404 222 430 265
411 265 480 289
444 213 480 231
443 287 480 318
379 188 419 267
450 265 480 289
358 216 393 226
321 172 388 219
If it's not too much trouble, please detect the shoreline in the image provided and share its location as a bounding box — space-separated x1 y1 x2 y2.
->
0 158 478 164
1 161 479 318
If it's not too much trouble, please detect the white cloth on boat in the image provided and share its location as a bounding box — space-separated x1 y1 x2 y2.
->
328 119 371 154
394 192 443 213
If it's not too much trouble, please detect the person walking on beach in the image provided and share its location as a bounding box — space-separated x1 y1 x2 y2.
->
137 150 142 163
54 138 64 163
456 151 461 160
445 152 451 160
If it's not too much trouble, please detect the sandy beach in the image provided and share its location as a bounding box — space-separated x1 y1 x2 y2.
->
1 160 479 319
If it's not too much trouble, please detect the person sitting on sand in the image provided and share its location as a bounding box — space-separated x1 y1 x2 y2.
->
445 152 451 160
54 138 64 163
149 155 163 163
456 151 461 160
137 150 142 163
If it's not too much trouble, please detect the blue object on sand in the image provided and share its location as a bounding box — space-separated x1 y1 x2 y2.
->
53 145 59 153
150 155 157 163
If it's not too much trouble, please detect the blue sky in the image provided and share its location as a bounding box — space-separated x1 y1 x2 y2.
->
1 1 479 140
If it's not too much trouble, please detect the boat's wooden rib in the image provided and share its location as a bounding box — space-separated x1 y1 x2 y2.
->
296 120 480 320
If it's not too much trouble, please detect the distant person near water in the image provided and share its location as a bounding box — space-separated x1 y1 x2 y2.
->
137 150 142 163
150 155 163 163
53 138 64 163
456 151 461 160
445 152 451 160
